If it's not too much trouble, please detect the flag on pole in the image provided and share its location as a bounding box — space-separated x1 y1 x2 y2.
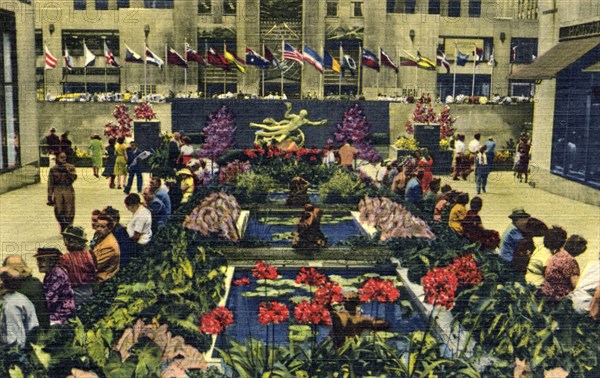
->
361 49 380 71
145 45 164 67
207 47 229 70
185 43 206 65
64 47 74 71
399 56 418 66
125 44 144 64
416 51 436 70
303 46 324 73
283 42 303 64
488 49 496 66
45 45 58 69
510 46 517 63
436 50 451 73
341 54 356 76
474 47 484 65
83 41 96 67
167 46 188 68
456 49 470 66
264 46 283 69
104 41 120 67
380 48 398 73
323 50 341 73
246 48 270 69
224 48 246 73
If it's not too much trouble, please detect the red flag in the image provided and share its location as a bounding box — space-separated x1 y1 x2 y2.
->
45 45 57 69
167 46 188 68
185 43 206 65
380 48 398 73
207 47 229 70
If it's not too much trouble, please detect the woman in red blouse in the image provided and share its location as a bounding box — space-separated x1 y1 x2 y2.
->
540 235 586 301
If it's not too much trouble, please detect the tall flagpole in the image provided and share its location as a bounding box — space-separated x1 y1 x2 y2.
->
376 47 380 96
145 43 149 97
165 43 169 93
452 44 458 98
280 39 284 97
204 40 208 98
102 37 108 93
471 51 476 98
184 38 188 94
395 46 399 96
338 42 342 96
358 42 362 96
83 39 88 94
261 44 266 97
223 41 227 94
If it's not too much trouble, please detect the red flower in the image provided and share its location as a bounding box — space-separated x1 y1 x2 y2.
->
314 281 344 307
199 306 234 335
447 254 483 287
294 300 332 326
258 301 290 325
284 152 293 159
309 156 317 161
422 268 458 310
252 261 279 280
244 149 257 159
233 277 250 286
295 267 326 287
357 278 400 303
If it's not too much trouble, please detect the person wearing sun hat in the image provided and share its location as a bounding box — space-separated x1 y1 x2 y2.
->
2 256 50 330
59 226 97 307
497 207 531 264
177 168 195 204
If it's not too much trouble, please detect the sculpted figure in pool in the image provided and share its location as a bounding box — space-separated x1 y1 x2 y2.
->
286 176 310 207
250 102 327 147
331 293 389 349
291 203 328 249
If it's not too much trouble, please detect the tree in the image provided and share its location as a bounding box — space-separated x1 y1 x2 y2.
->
333 104 381 163
198 105 237 161
405 103 456 140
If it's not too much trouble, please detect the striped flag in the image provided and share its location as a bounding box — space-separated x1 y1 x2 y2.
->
361 49 380 71
125 44 144 64
245 48 270 69
64 47 74 71
303 46 323 73
283 42 303 64
323 50 341 73
224 47 246 73
380 48 398 73
167 46 188 68
45 45 57 69
104 41 120 67
145 45 164 67
185 43 206 65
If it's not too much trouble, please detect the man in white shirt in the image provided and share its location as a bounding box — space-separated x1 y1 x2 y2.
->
452 133 467 180
468 133 482 154
570 260 600 314
124 193 152 246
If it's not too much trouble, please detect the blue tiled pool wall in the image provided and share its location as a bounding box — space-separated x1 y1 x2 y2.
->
217 268 425 349
244 210 361 246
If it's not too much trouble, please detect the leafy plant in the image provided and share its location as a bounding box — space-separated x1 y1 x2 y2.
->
319 170 366 204
234 171 276 203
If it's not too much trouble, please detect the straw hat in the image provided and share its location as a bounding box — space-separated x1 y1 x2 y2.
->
61 226 88 241
176 168 193 176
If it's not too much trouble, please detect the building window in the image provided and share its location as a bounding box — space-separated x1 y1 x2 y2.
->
447 0 460 17
469 0 481 17
326 1 338 17
0 11 20 172
144 0 173 9
62 30 120 58
95 0 108 10
74 0 86 10
34 29 43 56
198 0 211 14
117 0 129 8
352 1 363 17
223 0 236 15
509 80 535 97
387 0 416 13
429 0 440 14
510 38 538 64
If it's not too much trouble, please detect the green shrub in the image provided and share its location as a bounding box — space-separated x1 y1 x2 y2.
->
319 170 366 204
235 171 276 203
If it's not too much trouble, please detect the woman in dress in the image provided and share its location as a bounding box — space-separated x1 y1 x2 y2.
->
415 149 433 193
515 135 531 183
102 138 117 188
540 235 586 301
88 134 103 178
177 136 194 166
113 137 128 190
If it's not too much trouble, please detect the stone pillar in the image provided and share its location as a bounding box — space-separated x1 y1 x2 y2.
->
173 0 198 93
362 0 387 98
302 0 326 98
237 0 261 95
212 0 223 24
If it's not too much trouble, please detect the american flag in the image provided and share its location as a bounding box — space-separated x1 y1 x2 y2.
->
283 42 303 64
45 45 57 69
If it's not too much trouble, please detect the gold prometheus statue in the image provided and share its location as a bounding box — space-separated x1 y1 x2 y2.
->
250 102 328 147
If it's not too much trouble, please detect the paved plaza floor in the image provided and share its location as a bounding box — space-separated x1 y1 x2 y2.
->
0 165 598 280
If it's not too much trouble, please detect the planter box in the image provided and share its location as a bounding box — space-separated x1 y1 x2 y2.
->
134 120 161 172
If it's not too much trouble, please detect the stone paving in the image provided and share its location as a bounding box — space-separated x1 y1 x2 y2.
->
0 164 598 281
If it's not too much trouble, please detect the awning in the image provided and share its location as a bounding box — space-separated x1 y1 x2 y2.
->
509 37 600 80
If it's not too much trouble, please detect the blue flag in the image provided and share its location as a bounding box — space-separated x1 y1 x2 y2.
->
456 49 470 66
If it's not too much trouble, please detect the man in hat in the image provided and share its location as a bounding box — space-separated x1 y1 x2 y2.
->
45 127 60 165
47 151 77 233
405 169 425 204
59 226 97 306
124 193 153 247
34 248 76 326
498 208 531 264
176 168 195 204
90 213 120 283
142 186 167 234
0 268 39 349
